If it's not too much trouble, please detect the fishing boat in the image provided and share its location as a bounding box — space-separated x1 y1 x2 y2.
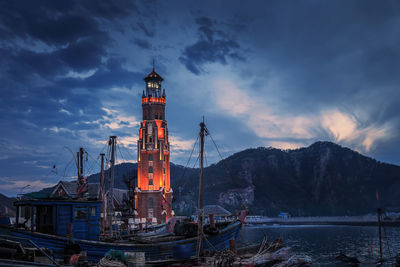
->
6 219 243 263
2 121 246 263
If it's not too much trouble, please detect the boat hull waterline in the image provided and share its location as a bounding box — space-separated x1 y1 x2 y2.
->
8 221 242 262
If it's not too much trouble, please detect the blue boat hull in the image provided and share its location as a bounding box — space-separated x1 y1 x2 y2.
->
8 221 242 263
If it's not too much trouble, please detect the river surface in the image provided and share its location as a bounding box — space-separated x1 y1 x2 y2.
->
237 225 400 266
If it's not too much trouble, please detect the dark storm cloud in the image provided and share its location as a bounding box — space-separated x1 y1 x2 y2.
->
2 35 108 85
79 0 137 20
0 0 135 45
0 0 139 106
231 1 400 122
179 16 244 75
0 0 141 190
0 0 137 76
1 0 400 196
132 38 152 49
60 58 144 90
137 21 155 37
58 37 109 71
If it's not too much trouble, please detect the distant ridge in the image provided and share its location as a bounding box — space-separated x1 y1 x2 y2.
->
172 141 400 216
0 193 16 216
27 141 400 217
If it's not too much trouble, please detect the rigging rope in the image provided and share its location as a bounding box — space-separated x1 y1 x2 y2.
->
85 152 100 175
207 130 236 182
204 149 208 168
192 154 199 169
117 144 126 163
63 146 78 176
62 158 74 179
120 145 136 162
178 135 199 181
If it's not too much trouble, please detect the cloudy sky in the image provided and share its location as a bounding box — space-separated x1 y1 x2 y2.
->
1 0 400 196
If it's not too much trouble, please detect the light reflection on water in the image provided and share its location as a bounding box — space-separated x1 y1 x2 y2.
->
237 225 400 266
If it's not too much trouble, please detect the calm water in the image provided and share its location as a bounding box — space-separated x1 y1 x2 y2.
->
237 225 400 266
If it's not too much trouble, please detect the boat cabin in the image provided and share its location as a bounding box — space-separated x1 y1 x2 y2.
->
15 199 101 241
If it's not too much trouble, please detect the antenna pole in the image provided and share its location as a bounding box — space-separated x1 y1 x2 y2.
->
76 151 80 179
108 136 117 237
76 148 86 197
197 117 205 256
79 147 84 177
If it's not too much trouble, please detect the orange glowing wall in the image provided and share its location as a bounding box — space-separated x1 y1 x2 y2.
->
137 149 170 192
142 97 166 104
155 120 164 139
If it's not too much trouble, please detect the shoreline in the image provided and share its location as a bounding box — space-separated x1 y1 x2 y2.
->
245 216 400 227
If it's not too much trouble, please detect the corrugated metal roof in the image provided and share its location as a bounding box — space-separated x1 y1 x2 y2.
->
51 181 100 199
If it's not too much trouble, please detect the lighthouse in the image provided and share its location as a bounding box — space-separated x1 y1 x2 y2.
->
135 67 173 224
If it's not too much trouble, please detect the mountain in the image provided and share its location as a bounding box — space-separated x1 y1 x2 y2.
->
37 141 400 217
171 141 400 216
0 193 16 216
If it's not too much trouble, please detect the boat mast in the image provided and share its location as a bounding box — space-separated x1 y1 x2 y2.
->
80 147 84 177
76 147 87 196
108 136 117 237
100 153 106 233
197 118 206 256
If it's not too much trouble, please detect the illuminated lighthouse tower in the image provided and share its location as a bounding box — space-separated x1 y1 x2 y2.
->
135 67 173 224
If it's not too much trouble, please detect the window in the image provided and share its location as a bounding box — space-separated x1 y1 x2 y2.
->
163 168 165 174
149 136 153 143
148 154 153 161
149 198 153 209
160 115 162 120
74 207 87 220
149 179 153 186
155 114 158 119
90 206 96 217
149 167 153 173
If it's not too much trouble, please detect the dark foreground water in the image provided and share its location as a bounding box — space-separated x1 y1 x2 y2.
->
237 225 400 266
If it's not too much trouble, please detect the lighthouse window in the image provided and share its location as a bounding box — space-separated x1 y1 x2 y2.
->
163 168 165 174
149 179 153 186
149 198 153 209
149 167 153 173
148 154 153 161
